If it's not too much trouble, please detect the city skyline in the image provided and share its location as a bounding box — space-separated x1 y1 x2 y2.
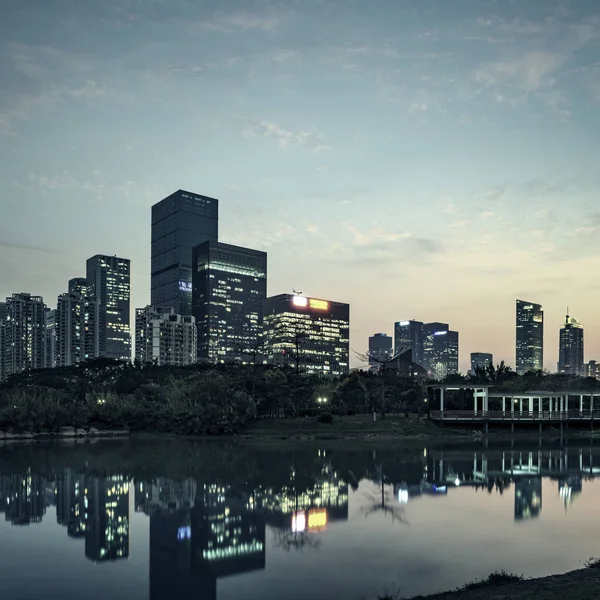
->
2 1 600 372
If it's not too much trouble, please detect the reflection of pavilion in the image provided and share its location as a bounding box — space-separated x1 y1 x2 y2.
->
514 478 542 521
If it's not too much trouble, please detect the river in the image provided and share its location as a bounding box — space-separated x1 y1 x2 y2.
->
0 437 599 599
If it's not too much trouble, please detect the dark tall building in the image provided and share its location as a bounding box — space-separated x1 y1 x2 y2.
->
422 322 459 379
470 352 493 373
394 320 424 365
368 333 393 369
586 360 598 379
192 241 266 363
86 255 131 361
558 314 584 376
44 308 57 369
2 293 46 379
151 190 219 315
56 292 84 367
516 299 544 374
263 294 350 376
3 469 46 526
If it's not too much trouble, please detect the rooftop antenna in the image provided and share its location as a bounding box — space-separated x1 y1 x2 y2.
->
293 289 302 295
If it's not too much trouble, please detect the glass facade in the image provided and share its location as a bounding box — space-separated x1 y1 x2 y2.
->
394 320 424 365
151 190 219 316
470 352 493 372
86 255 131 361
516 299 544 374
423 322 459 379
192 241 267 364
263 294 350 377
558 316 584 376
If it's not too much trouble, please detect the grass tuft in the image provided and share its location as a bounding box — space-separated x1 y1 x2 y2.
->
459 570 523 591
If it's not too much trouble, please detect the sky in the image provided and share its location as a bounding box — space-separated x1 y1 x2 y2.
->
1 0 600 372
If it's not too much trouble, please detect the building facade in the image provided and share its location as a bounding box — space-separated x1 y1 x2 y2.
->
151 190 219 316
394 320 424 365
586 361 598 380
368 333 393 369
192 241 267 364
45 308 57 369
86 255 131 361
516 299 544 374
263 293 350 377
2 293 47 379
558 315 584 376
470 352 493 373
0 302 6 381
135 306 197 366
422 322 459 379
56 292 85 367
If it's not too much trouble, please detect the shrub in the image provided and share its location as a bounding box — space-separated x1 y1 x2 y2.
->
317 412 334 424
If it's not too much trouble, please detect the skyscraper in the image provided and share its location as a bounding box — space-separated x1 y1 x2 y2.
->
192 241 266 364
394 320 424 365
558 314 584 376
516 299 544 374
56 292 84 367
263 293 350 376
86 255 131 361
3 293 46 379
151 190 219 315
470 352 493 373
135 306 197 366
0 302 6 381
44 308 57 369
368 333 393 369
422 322 459 379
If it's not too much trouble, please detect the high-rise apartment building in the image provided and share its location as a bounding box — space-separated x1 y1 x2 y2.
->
192 241 266 364
394 320 424 365
151 190 219 315
86 255 131 361
56 292 85 367
135 306 197 366
368 333 393 369
0 302 6 381
586 361 598 380
516 299 544 374
263 293 350 376
558 314 584 376
45 308 57 369
422 322 459 379
470 352 493 373
2 293 46 379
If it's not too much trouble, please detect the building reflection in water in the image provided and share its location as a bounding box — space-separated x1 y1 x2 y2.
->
1 469 46 526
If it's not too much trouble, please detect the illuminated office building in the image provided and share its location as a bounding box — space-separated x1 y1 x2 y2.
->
2 292 46 379
0 302 6 381
368 333 393 369
86 255 131 361
558 314 584 376
85 475 130 562
394 320 424 365
151 190 219 316
56 292 84 367
516 300 544 374
263 293 350 376
422 322 459 379
586 361 598 380
192 241 266 363
470 352 493 373
135 306 197 366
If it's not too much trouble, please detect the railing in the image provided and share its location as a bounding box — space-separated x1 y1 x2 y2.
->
430 410 597 421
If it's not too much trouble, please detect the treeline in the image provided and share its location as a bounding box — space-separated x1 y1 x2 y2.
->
0 359 425 434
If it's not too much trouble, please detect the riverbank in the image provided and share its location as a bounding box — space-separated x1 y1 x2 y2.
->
400 565 600 600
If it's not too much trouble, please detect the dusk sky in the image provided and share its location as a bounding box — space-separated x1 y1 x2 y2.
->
1 0 600 371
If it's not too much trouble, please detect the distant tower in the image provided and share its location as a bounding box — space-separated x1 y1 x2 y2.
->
516 300 544 374
558 312 584 376
368 333 393 369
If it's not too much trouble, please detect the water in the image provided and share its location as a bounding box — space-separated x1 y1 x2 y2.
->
1 438 600 600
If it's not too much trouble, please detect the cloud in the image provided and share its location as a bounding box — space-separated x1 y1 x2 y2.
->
0 240 62 254
343 222 412 247
201 11 280 32
242 118 330 152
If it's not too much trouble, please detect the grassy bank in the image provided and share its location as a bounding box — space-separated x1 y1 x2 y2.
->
369 564 600 600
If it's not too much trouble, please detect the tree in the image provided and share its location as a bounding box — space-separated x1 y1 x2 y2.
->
354 350 398 418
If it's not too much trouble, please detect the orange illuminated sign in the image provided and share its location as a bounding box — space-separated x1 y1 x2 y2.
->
307 508 328 531
309 298 329 310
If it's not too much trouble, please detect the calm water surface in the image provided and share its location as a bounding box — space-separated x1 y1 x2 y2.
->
1 438 599 600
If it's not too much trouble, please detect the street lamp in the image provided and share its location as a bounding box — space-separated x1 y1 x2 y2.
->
316 397 328 405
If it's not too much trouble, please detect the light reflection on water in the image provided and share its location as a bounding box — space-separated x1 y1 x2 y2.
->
1 439 600 600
